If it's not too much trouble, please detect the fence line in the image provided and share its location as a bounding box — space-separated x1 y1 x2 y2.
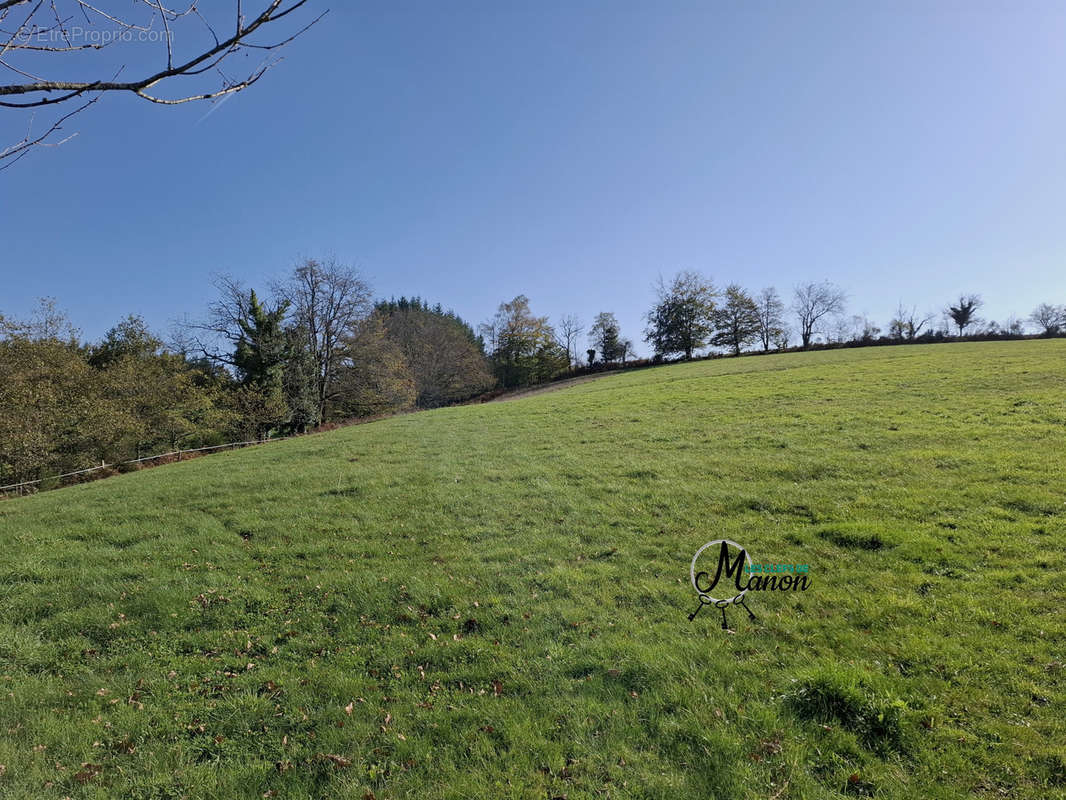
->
0 436 293 494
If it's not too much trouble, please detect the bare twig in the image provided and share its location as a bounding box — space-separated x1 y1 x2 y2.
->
0 93 95 168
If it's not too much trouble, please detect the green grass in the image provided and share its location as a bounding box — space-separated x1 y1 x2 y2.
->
2 340 1065 799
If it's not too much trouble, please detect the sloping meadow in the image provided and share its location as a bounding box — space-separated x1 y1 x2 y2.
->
1 341 1064 798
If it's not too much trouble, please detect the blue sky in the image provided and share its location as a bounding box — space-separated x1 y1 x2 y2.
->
3 1 1066 352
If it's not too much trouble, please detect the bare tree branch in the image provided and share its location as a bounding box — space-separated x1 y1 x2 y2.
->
177 273 258 368
0 1 325 164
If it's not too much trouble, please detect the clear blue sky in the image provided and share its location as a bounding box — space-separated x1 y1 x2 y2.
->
3 1 1066 352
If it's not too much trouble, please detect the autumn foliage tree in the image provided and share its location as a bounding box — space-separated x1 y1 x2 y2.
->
332 314 415 419
377 298 494 407
481 296 567 387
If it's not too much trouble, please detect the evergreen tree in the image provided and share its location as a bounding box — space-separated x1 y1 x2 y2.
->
282 324 321 432
233 290 291 437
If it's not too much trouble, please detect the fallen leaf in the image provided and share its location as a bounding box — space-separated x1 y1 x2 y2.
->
493 680 503 697
319 754 351 768
74 764 102 784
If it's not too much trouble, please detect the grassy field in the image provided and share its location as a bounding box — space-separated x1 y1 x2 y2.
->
1 341 1064 799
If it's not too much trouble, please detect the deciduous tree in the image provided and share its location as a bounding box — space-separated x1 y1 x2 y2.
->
589 312 625 364
377 298 494 407
888 304 933 341
480 296 566 388
755 287 786 351
275 259 373 424
89 314 162 368
333 314 415 418
712 285 761 355
556 314 584 369
1029 303 1065 336
644 271 716 359
792 281 846 348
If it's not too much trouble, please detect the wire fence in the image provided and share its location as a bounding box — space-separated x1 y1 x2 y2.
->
0 436 294 497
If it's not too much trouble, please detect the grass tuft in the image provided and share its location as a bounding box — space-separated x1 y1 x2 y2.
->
817 524 893 550
785 667 909 752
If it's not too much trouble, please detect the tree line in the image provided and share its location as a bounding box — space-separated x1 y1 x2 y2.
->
478 274 1064 389
0 260 494 489
2 261 1064 490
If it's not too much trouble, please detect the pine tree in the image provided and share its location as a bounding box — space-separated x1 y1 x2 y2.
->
233 290 291 438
